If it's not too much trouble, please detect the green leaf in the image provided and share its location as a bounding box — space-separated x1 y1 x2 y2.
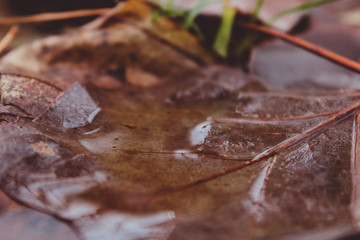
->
183 0 212 29
213 1 236 57
165 0 174 11
235 33 258 58
268 0 338 25
253 0 265 20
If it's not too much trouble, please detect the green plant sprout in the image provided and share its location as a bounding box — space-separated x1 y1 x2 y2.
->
268 0 338 25
213 1 236 57
234 0 339 62
183 0 213 29
149 0 218 40
252 0 265 20
149 0 339 58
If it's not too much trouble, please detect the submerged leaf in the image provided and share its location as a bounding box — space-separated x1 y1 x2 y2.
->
0 1 359 240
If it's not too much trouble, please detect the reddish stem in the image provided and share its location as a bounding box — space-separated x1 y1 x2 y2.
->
239 22 360 74
123 150 251 162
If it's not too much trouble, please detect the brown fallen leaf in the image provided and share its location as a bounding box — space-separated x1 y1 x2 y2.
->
0 1 360 240
1 66 360 240
0 0 214 90
0 73 61 116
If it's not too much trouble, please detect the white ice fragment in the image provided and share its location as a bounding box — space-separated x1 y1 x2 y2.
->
84 127 102 135
62 201 99 219
80 132 127 153
172 150 199 160
33 82 102 129
87 107 102 123
75 211 176 240
189 120 212 146
247 157 277 221
282 143 314 171
249 164 271 204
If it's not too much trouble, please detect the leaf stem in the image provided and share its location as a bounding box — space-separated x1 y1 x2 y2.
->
0 25 19 54
238 22 360 73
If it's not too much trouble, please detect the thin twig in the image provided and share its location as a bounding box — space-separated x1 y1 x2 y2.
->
123 150 251 162
0 8 111 25
238 22 360 74
0 25 19 54
214 110 337 123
